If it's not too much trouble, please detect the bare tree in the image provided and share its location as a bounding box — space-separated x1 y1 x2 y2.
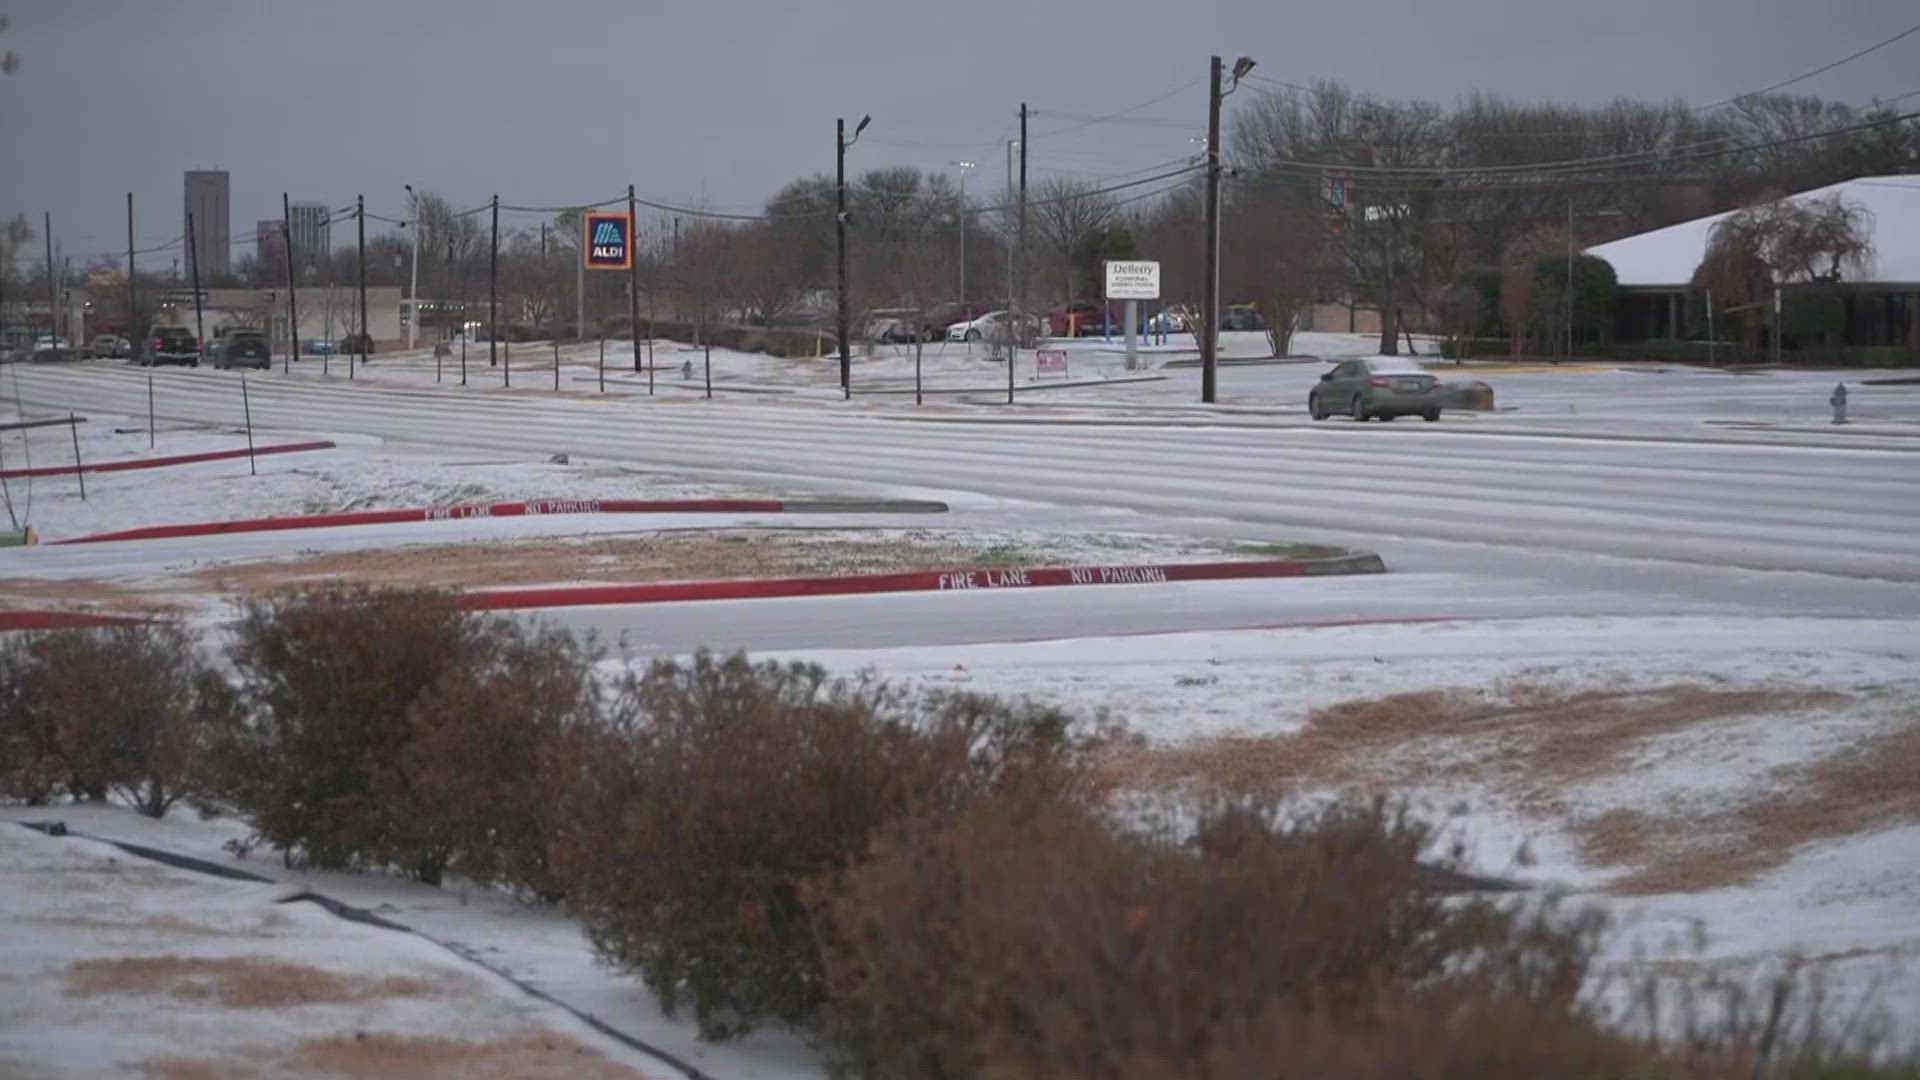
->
1028 177 1118 305
1222 176 1326 356
1693 191 1874 359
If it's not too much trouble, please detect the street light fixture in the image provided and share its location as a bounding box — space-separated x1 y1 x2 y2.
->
1231 56 1256 82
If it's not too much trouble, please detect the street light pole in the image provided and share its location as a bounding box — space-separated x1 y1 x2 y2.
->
1201 54 1255 405
951 160 973 315
405 185 420 351
836 113 870 400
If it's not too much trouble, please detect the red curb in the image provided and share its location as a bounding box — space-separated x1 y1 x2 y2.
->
54 498 789 545
0 441 337 481
457 558 1343 612
0 610 153 632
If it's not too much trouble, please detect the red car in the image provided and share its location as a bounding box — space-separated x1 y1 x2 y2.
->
1047 301 1127 337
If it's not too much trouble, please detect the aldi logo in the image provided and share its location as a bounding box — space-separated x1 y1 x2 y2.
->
583 211 632 270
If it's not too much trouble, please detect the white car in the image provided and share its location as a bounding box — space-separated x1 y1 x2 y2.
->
946 310 1042 345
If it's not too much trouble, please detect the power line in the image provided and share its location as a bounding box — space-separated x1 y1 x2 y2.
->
1694 18 1920 112
1029 78 1207 139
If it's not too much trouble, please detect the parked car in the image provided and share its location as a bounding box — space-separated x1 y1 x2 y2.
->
336 333 376 355
1308 356 1442 422
30 335 74 361
861 309 922 344
919 301 993 339
140 326 200 367
88 334 130 359
1047 301 1132 338
206 327 271 370
302 338 335 355
946 310 1043 346
1146 310 1189 334
1221 304 1267 332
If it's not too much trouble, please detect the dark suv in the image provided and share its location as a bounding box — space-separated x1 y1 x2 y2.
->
206 328 271 370
141 326 199 367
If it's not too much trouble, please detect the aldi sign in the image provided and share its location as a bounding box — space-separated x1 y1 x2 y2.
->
583 211 632 270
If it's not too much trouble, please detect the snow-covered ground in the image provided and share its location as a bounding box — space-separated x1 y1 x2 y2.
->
0 820 680 1079
1 339 1916 1072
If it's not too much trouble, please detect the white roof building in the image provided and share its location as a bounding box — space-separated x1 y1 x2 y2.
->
1587 176 1920 290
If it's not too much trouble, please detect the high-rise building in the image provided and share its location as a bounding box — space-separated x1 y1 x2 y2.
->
183 170 231 279
287 202 331 272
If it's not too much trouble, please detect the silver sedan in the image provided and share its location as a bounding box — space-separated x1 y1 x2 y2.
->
1309 357 1443 422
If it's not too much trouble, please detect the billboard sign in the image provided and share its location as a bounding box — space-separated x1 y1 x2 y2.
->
1103 259 1161 300
584 211 633 271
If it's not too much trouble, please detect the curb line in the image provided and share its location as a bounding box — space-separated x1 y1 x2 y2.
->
52 497 951 545
0 440 336 481
458 553 1387 612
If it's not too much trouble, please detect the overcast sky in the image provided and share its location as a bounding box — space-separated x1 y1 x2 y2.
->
4 0 1917 263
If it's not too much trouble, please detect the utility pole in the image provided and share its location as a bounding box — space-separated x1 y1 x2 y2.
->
489 195 499 368
1006 138 1016 369
282 194 298 372
951 160 973 317
125 193 136 346
575 212 585 344
1564 197 1574 364
628 185 641 374
355 194 368 376
1202 56 1223 403
406 185 420 350
184 211 205 349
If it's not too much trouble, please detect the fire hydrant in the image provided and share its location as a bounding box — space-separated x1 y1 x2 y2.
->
1830 383 1849 425
681 358 694 381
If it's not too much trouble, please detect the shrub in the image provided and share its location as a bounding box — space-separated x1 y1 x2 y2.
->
0 624 236 816
819 794 1623 1079
215 586 598 887
547 651 1086 1041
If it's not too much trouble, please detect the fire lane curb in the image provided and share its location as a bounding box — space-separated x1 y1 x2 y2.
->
456 552 1387 612
0 440 337 481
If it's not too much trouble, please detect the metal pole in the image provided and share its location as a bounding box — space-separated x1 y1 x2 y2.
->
147 375 155 449
126 193 136 356
575 215 585 346
241 377 257 476
836 117 851 400
282 193 298 374
915 333 923 406
69 413 85 501
1773 285 1782 366
1006 139 1014 370
407 186 420 351
1015 102 1027 409
489 195 499 369
599 333 605 393
703 341 712 399
185 211 205 351
355 194 367 376
957 164 967 329
628 185 641 374
1202 56 1223 403
44 213 57 350
553 340 560 392
1707 288 1716 367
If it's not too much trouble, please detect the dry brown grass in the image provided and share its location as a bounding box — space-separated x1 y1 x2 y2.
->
138 1057 261 1080
291 1030 656 1079
1097 681 1845 803
0 577 169 612
191 529 1056 594
1591 715 1920 895
64 955 437 1009
1093 680 1910 897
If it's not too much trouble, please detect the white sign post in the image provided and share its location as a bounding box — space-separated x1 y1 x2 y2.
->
1104 260 1160 371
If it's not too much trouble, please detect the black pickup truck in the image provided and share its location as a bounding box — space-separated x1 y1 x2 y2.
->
141 326 199 367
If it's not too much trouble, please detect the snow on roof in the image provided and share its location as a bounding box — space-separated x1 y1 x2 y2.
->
1585 176 1920 289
